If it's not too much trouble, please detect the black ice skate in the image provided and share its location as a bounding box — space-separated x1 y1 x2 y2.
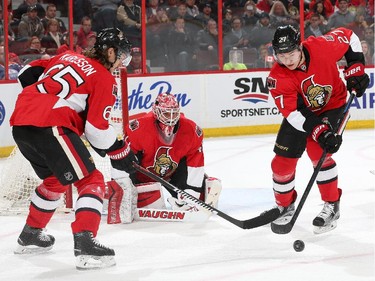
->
313 200 340 234
271 203 295 234
14 224 55 254
74 231 116 270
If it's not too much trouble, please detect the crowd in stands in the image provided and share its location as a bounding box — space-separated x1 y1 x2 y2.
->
1 0 374 79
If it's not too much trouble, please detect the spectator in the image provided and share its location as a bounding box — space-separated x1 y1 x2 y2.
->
304 13 329 38
85 32 97 51
20 36 50 63
223 48 247 70
195 18 219 70
185 0 200 19
326 0 355 30
146 7 171 66
91 0 121 32
0 5 15 41
13 0 46 21
41 3 67 34
196 3 215 28
256 0 274 13
146 0 161 21
0 46 23 80
117 0 142 47
56 31 83 54
76 16 96 49
127 47 151 74
41 19 64 55
73 0 93 24
363 26 374 56
162 0 179 20
307 0 334 20
254 44 274 68
223 16 250 60
305 0 333 25
346 13 369 40
196 18 218 53
269 1 297 28
242 1 259 32
249 12 275 49
223 8 233 34
361 40 373 65
166 17 196 71
172 2 201 36
17 5 45 40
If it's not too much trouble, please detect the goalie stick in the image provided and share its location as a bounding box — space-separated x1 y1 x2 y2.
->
132 162 280 229
272 91 356 234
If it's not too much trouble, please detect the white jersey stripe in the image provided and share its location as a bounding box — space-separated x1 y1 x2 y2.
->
31 190 62 211
75 196 103 213
52 126 85 179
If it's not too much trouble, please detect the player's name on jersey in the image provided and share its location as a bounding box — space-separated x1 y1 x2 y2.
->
59 54 97 76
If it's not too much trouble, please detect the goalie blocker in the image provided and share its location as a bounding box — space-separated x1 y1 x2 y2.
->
104 177 222 224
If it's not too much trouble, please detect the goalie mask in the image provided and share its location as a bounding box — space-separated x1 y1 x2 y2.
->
152 93 180 142
95 28 132 66
272 25 300 55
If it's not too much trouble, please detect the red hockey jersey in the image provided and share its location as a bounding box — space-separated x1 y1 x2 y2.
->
10 51 118 150
126 112 205 189
267 28 359 132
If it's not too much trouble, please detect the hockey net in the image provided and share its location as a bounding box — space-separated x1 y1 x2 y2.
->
0 67 128 215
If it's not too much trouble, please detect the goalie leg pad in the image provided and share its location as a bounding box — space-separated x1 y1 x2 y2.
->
205 177 222 208
136 182 166 209
106 178 137 224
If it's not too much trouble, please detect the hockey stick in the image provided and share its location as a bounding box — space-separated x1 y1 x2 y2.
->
132 162 280 229
272 92 356 234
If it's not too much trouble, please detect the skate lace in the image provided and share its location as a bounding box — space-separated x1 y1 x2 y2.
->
90 233 109 250
37 230 51 242
319 202 335 219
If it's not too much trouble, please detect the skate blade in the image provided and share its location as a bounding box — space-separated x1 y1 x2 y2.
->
313 220 337 234
14 244 53 255
76 255 116 270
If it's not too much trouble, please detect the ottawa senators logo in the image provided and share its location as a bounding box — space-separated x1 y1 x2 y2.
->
150 147 178 178
301 75 332 110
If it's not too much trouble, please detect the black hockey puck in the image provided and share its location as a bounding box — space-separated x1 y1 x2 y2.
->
293 240 305 252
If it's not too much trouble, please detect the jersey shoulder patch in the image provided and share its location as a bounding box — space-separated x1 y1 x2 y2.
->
129 119 140 131
267 77 277 89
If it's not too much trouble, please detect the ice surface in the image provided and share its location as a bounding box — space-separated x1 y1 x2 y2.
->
0 129 373 281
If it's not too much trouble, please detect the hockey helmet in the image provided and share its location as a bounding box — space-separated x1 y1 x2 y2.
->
94 27 132 66
152 93 180 139
152 93 180 126
272 25 300 55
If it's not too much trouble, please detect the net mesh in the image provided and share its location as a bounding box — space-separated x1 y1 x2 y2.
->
0 68 127 215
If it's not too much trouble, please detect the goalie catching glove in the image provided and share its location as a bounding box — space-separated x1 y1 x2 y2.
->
107 137 138 175
343 62 369 97
312 121 342 154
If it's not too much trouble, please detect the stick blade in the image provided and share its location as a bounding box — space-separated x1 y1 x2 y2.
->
270 222 293 234
242 208 281 229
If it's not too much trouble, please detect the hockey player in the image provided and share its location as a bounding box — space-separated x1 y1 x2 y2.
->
10 28 135 269
267 25 369 234
109 93 222 221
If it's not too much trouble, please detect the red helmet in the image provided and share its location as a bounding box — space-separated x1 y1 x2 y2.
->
152 93 180 126
152 93 180 140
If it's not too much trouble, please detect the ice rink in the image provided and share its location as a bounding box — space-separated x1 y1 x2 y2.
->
0 129 374 281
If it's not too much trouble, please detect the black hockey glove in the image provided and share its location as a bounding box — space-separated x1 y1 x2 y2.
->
343 62 369 97
107 140 138 174
312 123 342 154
